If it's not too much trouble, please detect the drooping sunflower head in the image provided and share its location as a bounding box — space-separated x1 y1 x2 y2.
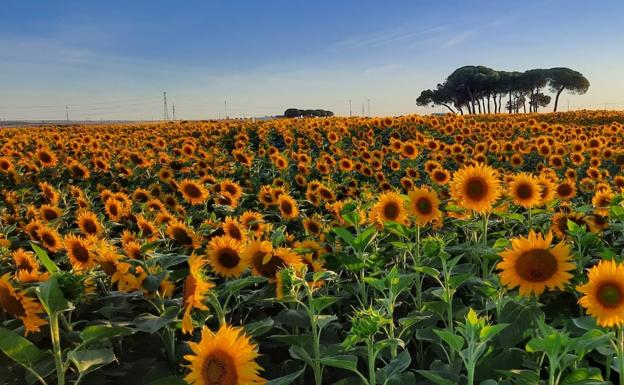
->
406 187 441 226
450 163 501 213
64 234 98 271
184 324 265 385
37 226 63 253
166 219 200 248
497 231 575 296
577 260 624 327
277 194 299 221
508 172 542 208
76 210 103 236
207 236 248 278
370 192 408 227
0 274 47 335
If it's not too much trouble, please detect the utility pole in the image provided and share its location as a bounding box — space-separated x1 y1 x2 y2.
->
349 99 352 117
361 102 365 116
163 92 169 120
367 99 371 117
65 105 69 122
172 104 176 121
224 99 228 119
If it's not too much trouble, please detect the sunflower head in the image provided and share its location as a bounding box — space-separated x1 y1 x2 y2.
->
407 187 441 226
450 163 501 213
369 192 408 227
497 231 575 296
578 260 624 327
207 236 248 278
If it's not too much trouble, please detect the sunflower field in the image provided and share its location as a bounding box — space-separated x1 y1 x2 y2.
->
3 110 624 385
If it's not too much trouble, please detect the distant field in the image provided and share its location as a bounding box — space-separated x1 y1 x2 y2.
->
3 110 624 384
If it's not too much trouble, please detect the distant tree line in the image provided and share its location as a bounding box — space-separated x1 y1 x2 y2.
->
283 108 334 118
417 66 590 114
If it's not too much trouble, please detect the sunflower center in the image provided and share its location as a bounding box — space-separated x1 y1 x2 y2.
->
172 227 193 245
41 232 57 247
597 283 622 308
557 184 572 197
307 222 320 234
72 242 91 263
183 184 203 199
515 249 558 282
227 226 242 241
82 219 97 234
280 200 293 215
416 198 433 215
516 184 533 200
217 248 240 269
383 202 400 220
0 285 26 318
38 152 52 163
201 350 237 385
466 178 487 200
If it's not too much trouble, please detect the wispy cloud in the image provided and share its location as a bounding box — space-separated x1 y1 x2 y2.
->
334 25 448 50
442 28 479 47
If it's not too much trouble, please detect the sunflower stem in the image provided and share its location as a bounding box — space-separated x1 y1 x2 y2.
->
618 326 624 385
49 313 65 385
481 213 489 279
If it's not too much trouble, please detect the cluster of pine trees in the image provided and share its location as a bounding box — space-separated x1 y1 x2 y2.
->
417 66 590 114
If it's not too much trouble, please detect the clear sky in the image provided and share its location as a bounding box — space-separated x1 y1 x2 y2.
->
1 0 623 120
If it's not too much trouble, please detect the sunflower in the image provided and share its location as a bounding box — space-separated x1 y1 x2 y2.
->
555 180 577 201
179 179 210 205
166 219 201 248
184 324 265 385
240 211 265 236
220 179 243 201
35 148 58 167
370 192 408 226
497 231 575 296
39 204 62 222
207 236 248 278
37 226 63 252
182 254 215 334
77 211 103 236
508 173 542 208
577 260 624 327
12 249 50 283
450 163 501 213
550 211 592 239
592 190 614 216
222 217 247 242
407 187 441 226
0 274 47 335
65 234 98 271
537 176 556 205
136 215 159 241
277 194 299 220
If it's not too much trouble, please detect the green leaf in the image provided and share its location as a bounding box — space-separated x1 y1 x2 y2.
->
37 275 72 314
480 324 509 342
68 348 115 373
332 227 356 249
142 271 167 293
353 226 377 251
310 296 339 313
30 242 59 273
561 367 606 385
417 370 458 385
244 318 274 337
221 275 267 294
433 329 464 352
319 355 358 372
265 367 306 385
0 327 48 368
378 350 411 382
80 325 134 344
134 306 179 333
414 266 440 278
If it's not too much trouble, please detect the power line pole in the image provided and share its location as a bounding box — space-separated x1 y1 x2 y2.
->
361 102 365 116
224 99 228 119
172 104 176 121
65 105 69 122
163 92 169 120
349 99 352 117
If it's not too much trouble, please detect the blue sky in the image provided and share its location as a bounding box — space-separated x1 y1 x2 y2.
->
1 0 623 120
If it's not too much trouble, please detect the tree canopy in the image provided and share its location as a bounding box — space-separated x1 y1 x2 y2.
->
417 66 589 114
283 108 334 118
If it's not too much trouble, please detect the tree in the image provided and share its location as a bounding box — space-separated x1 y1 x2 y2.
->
284 108 302 118
547 67 590 112
529 93 552 112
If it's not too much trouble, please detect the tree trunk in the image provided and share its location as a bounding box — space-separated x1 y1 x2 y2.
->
498 93 503 113
467 88 476 114
458 106 464 115
522 99 526 113
508 90 512 113
486 94 491 114
553 85 565 112
477 98 482 114
492 93 497 114
441 104 456 113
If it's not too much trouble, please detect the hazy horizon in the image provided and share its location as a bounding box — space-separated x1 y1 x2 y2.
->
1 0 623 120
